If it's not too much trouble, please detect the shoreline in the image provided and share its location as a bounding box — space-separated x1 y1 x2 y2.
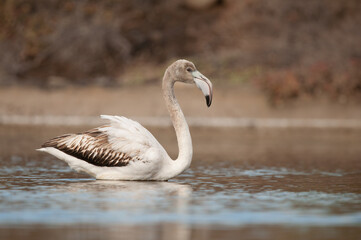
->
1 115 361 129
1 85 361 129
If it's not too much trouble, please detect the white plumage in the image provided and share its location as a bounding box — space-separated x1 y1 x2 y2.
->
38 60 213 181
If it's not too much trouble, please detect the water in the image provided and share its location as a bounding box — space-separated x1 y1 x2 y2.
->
0 126 360 239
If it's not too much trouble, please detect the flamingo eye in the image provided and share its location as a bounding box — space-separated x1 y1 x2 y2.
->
187 68 192 72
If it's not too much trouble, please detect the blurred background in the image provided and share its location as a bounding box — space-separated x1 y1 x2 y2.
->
0 0 360 108
1 1 361 240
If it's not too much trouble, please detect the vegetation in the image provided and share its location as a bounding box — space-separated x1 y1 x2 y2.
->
0 0 360 103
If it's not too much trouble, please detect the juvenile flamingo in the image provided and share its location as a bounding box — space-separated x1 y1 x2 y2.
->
38 60 213 180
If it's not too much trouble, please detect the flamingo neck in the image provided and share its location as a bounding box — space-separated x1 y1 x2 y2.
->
162 71 193 176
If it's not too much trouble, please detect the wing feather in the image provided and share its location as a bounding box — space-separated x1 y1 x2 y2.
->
42 115 162 167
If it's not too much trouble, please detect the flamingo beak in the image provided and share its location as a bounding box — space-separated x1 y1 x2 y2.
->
192 71 213 107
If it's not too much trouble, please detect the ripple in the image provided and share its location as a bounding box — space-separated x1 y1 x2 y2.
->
0 155 360 226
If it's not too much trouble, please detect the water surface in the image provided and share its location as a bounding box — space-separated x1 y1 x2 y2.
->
0 125 360 240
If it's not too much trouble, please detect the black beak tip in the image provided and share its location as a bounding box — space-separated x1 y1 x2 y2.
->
205 95 212 107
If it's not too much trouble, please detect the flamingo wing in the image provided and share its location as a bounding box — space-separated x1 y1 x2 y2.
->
41 115 164 167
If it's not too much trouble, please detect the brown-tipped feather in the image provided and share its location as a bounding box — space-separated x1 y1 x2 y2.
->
42 128 132 167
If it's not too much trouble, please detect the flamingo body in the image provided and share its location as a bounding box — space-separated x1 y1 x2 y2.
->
38 60 213 181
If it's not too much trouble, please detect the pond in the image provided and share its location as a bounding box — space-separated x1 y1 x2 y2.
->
0 125 360 240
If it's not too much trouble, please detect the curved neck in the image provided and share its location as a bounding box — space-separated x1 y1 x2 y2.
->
162 71 193 176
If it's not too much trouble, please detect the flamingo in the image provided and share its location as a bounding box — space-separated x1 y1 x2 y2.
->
37 59 213 180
